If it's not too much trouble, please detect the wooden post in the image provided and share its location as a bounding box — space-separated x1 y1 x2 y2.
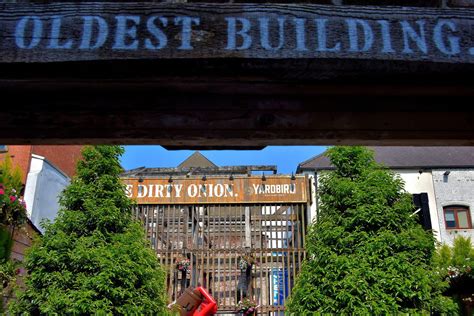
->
245 206 251 248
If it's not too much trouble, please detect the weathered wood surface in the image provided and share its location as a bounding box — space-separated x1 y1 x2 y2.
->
135 202 307 311
1 105 473 146
122 176 308 204
10 222 39 262
1 71 473 146
0 3 473 63
0 4 473 147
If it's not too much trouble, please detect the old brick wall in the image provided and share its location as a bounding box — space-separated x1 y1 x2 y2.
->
0 146 33 183
0 145 83 182
32 145 83 178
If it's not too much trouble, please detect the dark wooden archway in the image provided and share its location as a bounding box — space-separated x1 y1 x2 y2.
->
1 2 473 148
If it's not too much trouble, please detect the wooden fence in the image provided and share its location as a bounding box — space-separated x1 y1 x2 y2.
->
134 203 307 314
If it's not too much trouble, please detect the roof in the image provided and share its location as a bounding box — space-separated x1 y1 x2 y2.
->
121 165 277 177
177 151 217 169
27 217 42 235
121 151 277 177
298 147 474 172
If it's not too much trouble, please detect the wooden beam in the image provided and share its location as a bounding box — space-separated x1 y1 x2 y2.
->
0 4 473 146
1 99 473 145
0 3 473 64
245 207 251 248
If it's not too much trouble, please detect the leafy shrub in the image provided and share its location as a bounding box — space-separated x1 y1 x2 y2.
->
0 226 13 262
434 236 474 314
287 146 457 314
0 156 27 312
0 157 27 228
11 146 168 315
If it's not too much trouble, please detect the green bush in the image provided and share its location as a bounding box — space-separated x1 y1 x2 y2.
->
0 156 28 313
0 156 27 228
0 156 23 194
287 146 457 314
10 146 168 315
434 236 474 313
0 226 13 262
0 259 18 311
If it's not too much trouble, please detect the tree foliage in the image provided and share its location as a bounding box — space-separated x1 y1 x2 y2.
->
0 156 23 195
287 146 456 314
0 156 27 312
11 146 168 315
0 156 27 227
434 236 474 312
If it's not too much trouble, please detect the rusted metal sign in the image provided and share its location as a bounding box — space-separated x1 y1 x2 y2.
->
122 176 308 204
0 3 473 64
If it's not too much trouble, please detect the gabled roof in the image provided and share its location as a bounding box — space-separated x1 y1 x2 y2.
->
120 150 277 177
298 147 474 172
177 151 217 169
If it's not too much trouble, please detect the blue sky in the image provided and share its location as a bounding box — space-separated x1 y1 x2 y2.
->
120 146 327 175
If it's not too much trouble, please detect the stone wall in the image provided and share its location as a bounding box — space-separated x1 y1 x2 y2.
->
432 169 474 246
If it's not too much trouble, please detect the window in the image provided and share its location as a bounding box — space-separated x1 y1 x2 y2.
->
413 193 432 230
0 145 7 153
444 206 472 229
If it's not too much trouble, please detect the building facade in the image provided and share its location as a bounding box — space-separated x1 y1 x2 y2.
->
0 145 82 233
122 152 310 314
297 147 474 245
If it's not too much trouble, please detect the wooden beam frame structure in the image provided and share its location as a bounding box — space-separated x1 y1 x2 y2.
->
0 3 473 147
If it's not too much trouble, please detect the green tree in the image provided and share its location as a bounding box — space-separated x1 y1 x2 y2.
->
11 146 168 315
434 236 474 314
287 146 456 314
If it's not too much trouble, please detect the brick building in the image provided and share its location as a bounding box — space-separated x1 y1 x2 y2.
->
0 145 82 233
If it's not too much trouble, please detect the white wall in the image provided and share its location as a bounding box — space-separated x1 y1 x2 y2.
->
395 170 440 242
304 169 441 242
24 154 70 233
302 171 318 223
432 169 474 246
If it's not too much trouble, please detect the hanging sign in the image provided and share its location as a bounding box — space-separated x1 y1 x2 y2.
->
0 3 473 63
121 176 307 204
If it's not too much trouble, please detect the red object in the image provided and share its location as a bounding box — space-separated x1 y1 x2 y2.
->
193 287 217 316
